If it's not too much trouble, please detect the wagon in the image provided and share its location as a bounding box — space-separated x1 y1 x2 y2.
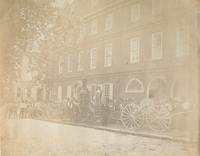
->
120 98 172 131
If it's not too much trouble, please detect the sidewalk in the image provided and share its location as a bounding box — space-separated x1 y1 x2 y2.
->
35 118 199 144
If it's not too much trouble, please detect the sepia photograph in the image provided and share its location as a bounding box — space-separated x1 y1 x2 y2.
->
0 0 200 155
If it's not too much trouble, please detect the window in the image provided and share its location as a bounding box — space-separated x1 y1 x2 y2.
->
78 52 84 71
90 48 97 69
176 27 189 57
102 83 114 100
90 19 98 35
130 37 140 63
58 57 63 74
104 44 112 67
125 78 144 93
57 86 62 102
130 3 140 22
105 13 113 31
152 32 163 60
67 55 72 72
104 84 110 96
152 0 162 15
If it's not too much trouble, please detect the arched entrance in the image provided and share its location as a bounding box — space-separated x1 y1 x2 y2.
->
74 81 82 100
171 80 189 101
125 78 144 103
147 78 167 100
125 78 144 93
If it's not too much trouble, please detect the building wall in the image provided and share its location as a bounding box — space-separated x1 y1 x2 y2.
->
47 0 198 102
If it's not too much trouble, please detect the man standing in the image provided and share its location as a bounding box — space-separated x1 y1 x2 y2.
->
79 80 90 120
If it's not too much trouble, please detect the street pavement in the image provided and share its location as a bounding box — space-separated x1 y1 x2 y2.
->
1 119 199 156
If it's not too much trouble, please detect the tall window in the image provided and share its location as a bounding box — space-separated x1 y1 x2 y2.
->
102 83 114 101
152 0 162 15
176 27 189 57
130 3 140 22
58 57 63 74
57 86 62 102
152 32 163 60
90 48 97 69
78 52 84 71
67 55 72 72
105 13 113 31
90 19 98 35
130 37 140 63
104 44 112 67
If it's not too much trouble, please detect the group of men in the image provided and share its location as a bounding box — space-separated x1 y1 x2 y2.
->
7 97 35 119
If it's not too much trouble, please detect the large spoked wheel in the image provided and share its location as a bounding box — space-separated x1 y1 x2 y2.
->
146 106 171 132
120 103 144 130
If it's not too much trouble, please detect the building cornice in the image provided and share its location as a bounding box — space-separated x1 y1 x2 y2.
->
82 0 139 22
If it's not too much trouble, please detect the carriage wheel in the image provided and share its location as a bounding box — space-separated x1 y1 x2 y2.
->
146 109 171 132
120 104 144 130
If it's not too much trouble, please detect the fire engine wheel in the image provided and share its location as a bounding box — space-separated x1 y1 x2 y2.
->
120 104 144 130
146 109 171 132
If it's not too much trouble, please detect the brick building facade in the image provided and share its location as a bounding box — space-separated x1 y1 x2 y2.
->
44 0 198 108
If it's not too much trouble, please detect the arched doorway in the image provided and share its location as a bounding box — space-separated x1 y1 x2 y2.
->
125 78 144 103
147 78 167 100
125 78 144 93
171 80 189 100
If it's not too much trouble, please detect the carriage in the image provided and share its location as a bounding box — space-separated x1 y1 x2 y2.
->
120 97 192 131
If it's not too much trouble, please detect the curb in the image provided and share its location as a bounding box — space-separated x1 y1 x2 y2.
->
35 118 198 144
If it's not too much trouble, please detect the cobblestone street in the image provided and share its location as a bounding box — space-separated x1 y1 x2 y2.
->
1 119 199 156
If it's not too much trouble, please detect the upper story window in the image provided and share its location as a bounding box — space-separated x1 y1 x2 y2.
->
78 52 84 71
176 27 189 57
152 0 162 15
105 13 113 31
58 57 63 74
91 0 98 8
152 32 163 60
104 43 112 67
90 19 98 35
130 37 140 63
130 3 140 22
90 48 97 69
67 55 72 72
